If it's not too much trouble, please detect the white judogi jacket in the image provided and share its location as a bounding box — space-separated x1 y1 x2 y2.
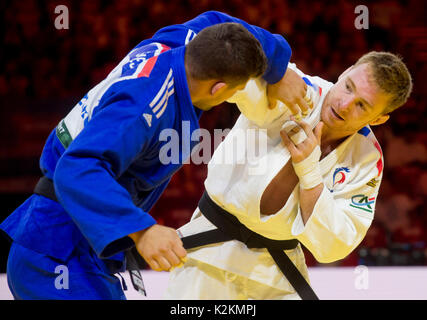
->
175 63 383 294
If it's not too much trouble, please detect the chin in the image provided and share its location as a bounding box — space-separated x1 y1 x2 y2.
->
194 102 212 111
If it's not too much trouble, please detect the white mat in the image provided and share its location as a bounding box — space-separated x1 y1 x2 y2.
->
1 266 426 300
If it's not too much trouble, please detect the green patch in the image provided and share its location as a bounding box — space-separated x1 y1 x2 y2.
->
56 120 73 149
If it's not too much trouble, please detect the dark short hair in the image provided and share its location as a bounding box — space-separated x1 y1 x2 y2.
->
355 51 413 114
185 23 268 85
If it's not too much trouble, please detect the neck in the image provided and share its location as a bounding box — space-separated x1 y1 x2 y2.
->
320 125 352 152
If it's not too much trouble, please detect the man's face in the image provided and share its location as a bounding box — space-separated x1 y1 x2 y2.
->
320 63 391 135
194 81 247 111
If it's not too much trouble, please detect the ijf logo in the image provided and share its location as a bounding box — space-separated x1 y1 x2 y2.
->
333 167 350 187
350 194 376 213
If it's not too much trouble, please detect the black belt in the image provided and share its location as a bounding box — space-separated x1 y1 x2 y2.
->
180 191 319 300
34 177 318 299
33 176 147 295
34 176 58 202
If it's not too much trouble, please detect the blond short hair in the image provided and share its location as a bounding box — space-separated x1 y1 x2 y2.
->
355 51 413 114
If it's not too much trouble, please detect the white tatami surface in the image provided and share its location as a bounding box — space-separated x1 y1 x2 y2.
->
1 266 427 300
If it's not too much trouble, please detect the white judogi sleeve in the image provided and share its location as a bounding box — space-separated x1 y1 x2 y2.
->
292 140 383 263
225 63 383 264
227 77 289 129
227 62 331 129
167 63 385 299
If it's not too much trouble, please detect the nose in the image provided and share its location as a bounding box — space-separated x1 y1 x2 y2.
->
338 95 354 113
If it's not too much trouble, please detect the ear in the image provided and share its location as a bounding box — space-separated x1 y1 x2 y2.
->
338 65 354 81
369 114 390 126
210 81 226 96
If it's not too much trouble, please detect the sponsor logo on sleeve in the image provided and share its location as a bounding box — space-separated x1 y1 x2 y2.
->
350 194 376 213
366 178 378 188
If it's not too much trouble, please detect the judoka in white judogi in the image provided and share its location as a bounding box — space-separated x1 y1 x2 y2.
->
164 63 384 300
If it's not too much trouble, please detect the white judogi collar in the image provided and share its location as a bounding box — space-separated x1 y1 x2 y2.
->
175 63 383 292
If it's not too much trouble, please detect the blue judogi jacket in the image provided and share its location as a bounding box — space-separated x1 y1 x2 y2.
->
0 11 292 272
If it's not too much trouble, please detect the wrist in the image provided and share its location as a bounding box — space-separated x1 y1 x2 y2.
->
292 145 323 189
297 163 322 189
128 229 147 244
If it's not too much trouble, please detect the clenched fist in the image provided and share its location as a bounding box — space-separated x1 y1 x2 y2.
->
129 224 187 272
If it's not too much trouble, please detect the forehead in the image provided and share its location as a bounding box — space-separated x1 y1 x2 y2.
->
342 63 390 108
345 64 377 95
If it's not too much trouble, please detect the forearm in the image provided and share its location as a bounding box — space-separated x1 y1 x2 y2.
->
299 183 324 225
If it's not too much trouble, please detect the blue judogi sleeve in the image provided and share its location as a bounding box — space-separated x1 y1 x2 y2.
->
54 79 165 258
136 10 291 84
54 11 293 259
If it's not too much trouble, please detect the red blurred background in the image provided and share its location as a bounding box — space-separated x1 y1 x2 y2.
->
0 0 426 270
